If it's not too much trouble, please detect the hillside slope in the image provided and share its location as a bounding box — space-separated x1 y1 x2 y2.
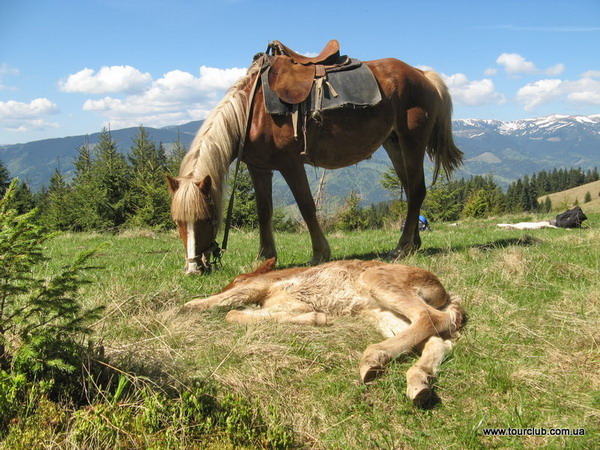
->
538 180 600 213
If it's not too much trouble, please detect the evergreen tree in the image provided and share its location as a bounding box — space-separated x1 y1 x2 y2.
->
584 191 592 203
167 132 188 176
229 163 258 228
542 196 552 212
0 179 102 397
335 191 368 230
423 181 462 222
127 127 171 229
94 128 130 230
380 166 405 201
0 160 10 196
462 189 494 218
12 180 36 214
43 168 73 231
70 140 104 231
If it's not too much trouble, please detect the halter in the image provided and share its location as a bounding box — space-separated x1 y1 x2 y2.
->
185 193 223 274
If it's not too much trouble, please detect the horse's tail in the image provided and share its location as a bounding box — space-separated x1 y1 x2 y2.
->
423 71 464 183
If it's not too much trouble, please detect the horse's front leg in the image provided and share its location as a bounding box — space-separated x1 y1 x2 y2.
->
247 164 277 260
280 163 331 265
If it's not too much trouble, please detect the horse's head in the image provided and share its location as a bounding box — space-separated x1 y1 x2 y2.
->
167 174 221 275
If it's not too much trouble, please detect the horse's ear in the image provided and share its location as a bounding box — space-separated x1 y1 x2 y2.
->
196 175 212 196
166 175 179 193
254 257 277 274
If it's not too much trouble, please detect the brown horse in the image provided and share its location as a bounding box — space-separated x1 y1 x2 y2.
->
167 48 462 274
184 258 465 406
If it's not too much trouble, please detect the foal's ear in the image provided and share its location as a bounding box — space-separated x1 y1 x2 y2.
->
254 257 277 274
166 175 179 193
196 175 212 196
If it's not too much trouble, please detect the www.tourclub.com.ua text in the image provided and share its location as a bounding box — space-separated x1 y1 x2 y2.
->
482 427 585 437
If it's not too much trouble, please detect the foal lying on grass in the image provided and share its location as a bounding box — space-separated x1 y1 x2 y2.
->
185 258 464 406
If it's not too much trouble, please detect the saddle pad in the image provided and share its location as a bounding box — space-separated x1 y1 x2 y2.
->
261 59 382 116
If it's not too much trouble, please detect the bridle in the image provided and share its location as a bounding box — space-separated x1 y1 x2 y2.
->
185 192 223 274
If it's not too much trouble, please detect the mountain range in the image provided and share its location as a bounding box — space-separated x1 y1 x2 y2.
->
1 114 599 205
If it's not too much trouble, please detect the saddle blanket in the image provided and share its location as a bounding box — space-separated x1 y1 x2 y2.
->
261 59 382 116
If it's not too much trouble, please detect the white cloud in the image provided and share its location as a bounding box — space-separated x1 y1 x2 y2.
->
78 65 247 128
582 70 600 78
441 73 504 106
59 65 152 94
497 53 537 75
484 67 497 76
545 63 565 76
516 79 563 110
0 98 60 132
496 53 564 76
517 73 600 110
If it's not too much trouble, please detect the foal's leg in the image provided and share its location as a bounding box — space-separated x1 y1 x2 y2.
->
279 164 331 265
405 336 453 406
184 282 268 310
358 268 458 382
359 305 449 383
225 302 328 325
247 165 277 260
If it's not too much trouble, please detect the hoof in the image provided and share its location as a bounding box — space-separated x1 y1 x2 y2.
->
314 312 328 326
360 362 385 384
183 298 210 310
409 385 434 408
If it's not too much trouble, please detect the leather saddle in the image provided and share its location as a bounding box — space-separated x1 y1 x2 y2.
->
266 40 349 105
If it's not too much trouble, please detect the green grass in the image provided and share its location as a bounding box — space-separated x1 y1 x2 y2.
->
5 215 600 448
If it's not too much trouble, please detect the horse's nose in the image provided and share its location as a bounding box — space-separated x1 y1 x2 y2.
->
185 261 204 275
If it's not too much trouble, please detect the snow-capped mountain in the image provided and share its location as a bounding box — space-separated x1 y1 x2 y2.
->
452 114 600 185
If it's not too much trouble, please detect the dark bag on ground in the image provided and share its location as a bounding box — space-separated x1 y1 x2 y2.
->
554 206 587 228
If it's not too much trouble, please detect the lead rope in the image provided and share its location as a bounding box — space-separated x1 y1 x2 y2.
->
220 55 265 256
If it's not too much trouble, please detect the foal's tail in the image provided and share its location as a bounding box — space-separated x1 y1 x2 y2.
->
423 71 464 183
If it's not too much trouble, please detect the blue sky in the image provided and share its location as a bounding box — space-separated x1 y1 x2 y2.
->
1 0 599 145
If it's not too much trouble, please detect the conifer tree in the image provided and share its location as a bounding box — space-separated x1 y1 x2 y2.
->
0 180 102 394
167 132 188 177
94 128 130 230
13 180 36 214
43 168 73 231
127 126 171 229
229 163 258 228
0 160 10 196
70 139 104 231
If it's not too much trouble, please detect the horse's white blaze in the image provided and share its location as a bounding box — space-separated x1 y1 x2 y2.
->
186 221 198 273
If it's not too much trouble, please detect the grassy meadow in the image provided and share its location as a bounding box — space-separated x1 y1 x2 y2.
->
6 213 600 448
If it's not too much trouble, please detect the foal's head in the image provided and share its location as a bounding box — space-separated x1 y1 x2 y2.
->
221 258 277 292
167 174 220 274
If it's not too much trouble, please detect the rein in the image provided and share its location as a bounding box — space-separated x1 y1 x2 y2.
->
203 55 265 272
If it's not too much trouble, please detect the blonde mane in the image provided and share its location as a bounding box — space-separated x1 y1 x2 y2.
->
171 61 261 226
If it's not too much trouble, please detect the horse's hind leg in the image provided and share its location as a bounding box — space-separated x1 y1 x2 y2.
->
248 165 277 260
406 336 453 407
383 133 426 258
280 163 331 265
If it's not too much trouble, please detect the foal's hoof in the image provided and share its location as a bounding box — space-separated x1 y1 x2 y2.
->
183 298 210 310
409 385 434 408
360 363 385 384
